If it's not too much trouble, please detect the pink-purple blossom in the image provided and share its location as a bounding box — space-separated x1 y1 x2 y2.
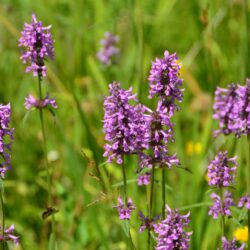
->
137 172 151 186
97 32 119 66
103 82 150 164
114 196 135 220
148 51 183 117
138 211 160 232
0 225 19 245
207 151 237 187
209 192 234 219
238 195 250 209
213 79 250 137
221 237 245 250
24 93 57 110
0 104 14 178
19 14 54 77
154 205 192 250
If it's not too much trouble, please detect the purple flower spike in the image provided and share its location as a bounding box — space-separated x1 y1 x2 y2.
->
0 104 14 178
138 211 160 232
24 93 57 110
103 82 149 164
0 225 19 245
209 191 234 219
155 205 192 250
19 14 54 78
221 237 245 250
213 79 250 137
207 151 237 187
114 196 135 220
139 110 180 169
137 172 151 186
148 50 183 117
238 195 250 209
97 32 119 66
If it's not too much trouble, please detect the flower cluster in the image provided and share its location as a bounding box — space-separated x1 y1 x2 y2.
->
114 196 135 220
24 93 57 110
0 104 14 178
221 237 245 250
209 192 234 219
154 205 192 250
137 172 151 186
19 14 54 77
238 196 250 210
207 151 237 187
0 225 19 245
148 50 183 117
103 82 149 164
138 211 160 232
213 79 250 137
138 110 180 170
97 32 119 66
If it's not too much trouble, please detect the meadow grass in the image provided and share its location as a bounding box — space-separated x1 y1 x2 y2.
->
0 0 249 249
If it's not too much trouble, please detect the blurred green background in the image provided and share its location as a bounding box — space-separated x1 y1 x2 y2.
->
0 0 250 249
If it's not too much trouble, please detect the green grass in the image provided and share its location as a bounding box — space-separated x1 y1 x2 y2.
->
0 0 249 249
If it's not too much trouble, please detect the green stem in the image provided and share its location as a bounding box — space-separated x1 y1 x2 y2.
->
0 189 5 250
247 135 250 250
121 156 135 249
37 76 56 246
162 166 166 219
121 158 127 203
219 188 225 238
148 165 155 250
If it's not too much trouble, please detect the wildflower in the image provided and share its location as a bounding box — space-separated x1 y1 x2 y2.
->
209 191 234 219
235 79 250 135
148 50 183 117
138 211 160 232
103 82 149 164
238 196 250 209
0 104 14 178
154 205 192 250
114 196 135 220
96 32 119 66
19 14 54 78
137 172 151 186
194 142 202 154
0 225 19 245
221 237 245 250
186 141 202 156
24 93 57 110
213 79 250 137
233 226 248 242
207 151 237 187
139 110 180 169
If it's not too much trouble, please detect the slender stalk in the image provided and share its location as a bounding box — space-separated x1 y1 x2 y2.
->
247 135 250 250
219 188 225 238
121 158 127 203
121 156 135 250
37 77 56 246
0 189 5 250
162 166 166 219
148 164 155 250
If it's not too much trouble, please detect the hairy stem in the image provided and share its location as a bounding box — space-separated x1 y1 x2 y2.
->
148 165 155 250
0 188 5 250
162 166 166 219
247 135 250 250
37 76 56 246
219 188 225 238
